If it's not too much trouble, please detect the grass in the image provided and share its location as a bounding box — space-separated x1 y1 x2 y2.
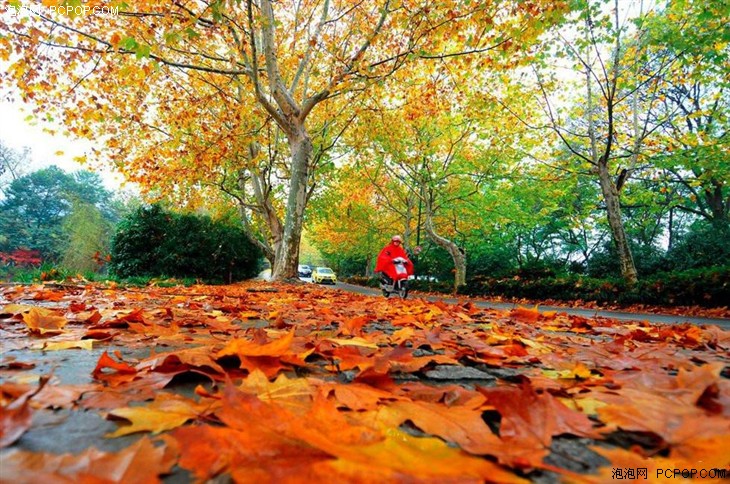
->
1 263 199 287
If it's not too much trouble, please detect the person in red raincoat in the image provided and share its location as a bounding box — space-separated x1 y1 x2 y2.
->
375 235 414 284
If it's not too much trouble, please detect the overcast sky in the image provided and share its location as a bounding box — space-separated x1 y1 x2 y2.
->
0 98 126 190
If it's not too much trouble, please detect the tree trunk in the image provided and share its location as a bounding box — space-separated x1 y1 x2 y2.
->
365 254 373 277
233 144 283 267
425 213 466 293
705 180 729 223
272 129 312 280
235 198 275 266
581 8 637 286
597 163 638 284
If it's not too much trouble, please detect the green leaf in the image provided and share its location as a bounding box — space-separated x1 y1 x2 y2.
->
120 37 138 51
135 44 151 60
163 31 180 45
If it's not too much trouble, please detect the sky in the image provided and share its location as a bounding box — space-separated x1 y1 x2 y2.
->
0 98 127 191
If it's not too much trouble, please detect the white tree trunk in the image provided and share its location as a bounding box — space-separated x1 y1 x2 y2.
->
272 130 312 280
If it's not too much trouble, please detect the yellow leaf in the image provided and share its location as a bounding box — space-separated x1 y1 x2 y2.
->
573 397 607 415
455 312 473 322
239 370 315 413
325 337 378 349
106 394 210 437
44 340 94 351
1 304 35 315
518 337 550 352
543 362 592 380
391 327 415 344
22 307 67 334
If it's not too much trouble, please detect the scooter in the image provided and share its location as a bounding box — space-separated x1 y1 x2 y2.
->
380 257 410 299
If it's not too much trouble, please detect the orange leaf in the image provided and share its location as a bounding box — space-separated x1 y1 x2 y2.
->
374 399 503 455
509 305 540 323
341 315 370 335
217 330 294 358
137 346 226 376
0 389 33 448
1 436 175 482
91 350 137 384
172 424 332 482
22 307 67 334
479 383 600 467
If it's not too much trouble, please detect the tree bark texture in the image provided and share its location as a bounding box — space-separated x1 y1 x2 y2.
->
597 163 638 285
272 130 312 280
425 213 466 292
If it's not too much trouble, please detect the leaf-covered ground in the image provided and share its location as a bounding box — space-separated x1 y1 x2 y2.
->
1 281 729 483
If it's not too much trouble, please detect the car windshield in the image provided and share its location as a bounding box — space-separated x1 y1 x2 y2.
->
317 268 333 274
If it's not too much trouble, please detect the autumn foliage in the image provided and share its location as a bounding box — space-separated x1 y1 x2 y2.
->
1 282 728 482
0 249 42 267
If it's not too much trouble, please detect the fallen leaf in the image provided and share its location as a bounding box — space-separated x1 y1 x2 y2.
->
22 308 67 334
106 393 216 437
43 339 94 351
0 436 175 482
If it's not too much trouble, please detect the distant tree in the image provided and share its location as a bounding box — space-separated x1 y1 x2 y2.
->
0 166 119 260
665 221 730 271
0 140 29 197
61 201 113 274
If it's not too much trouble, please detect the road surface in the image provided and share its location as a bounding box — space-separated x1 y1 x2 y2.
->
322 281 730 329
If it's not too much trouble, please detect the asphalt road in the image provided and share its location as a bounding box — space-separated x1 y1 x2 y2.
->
313 280 730 330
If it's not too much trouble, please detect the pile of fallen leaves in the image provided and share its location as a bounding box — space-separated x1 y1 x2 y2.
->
1 281 729 482
435 293 730 320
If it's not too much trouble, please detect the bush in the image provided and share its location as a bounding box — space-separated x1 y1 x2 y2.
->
460 266 730 308
346 266 729 307
0 249 43 282
344 276 381 288
110 205 261 283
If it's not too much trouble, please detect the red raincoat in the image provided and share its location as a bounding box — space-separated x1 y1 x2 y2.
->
375 242 414 280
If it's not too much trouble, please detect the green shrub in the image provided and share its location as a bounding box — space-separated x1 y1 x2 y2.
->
110 205 261 283
344 276 381 288
346 266 729 307
459 266 730 307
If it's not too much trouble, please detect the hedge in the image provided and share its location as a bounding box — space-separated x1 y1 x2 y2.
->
346 267 730 308
460 267 730 308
